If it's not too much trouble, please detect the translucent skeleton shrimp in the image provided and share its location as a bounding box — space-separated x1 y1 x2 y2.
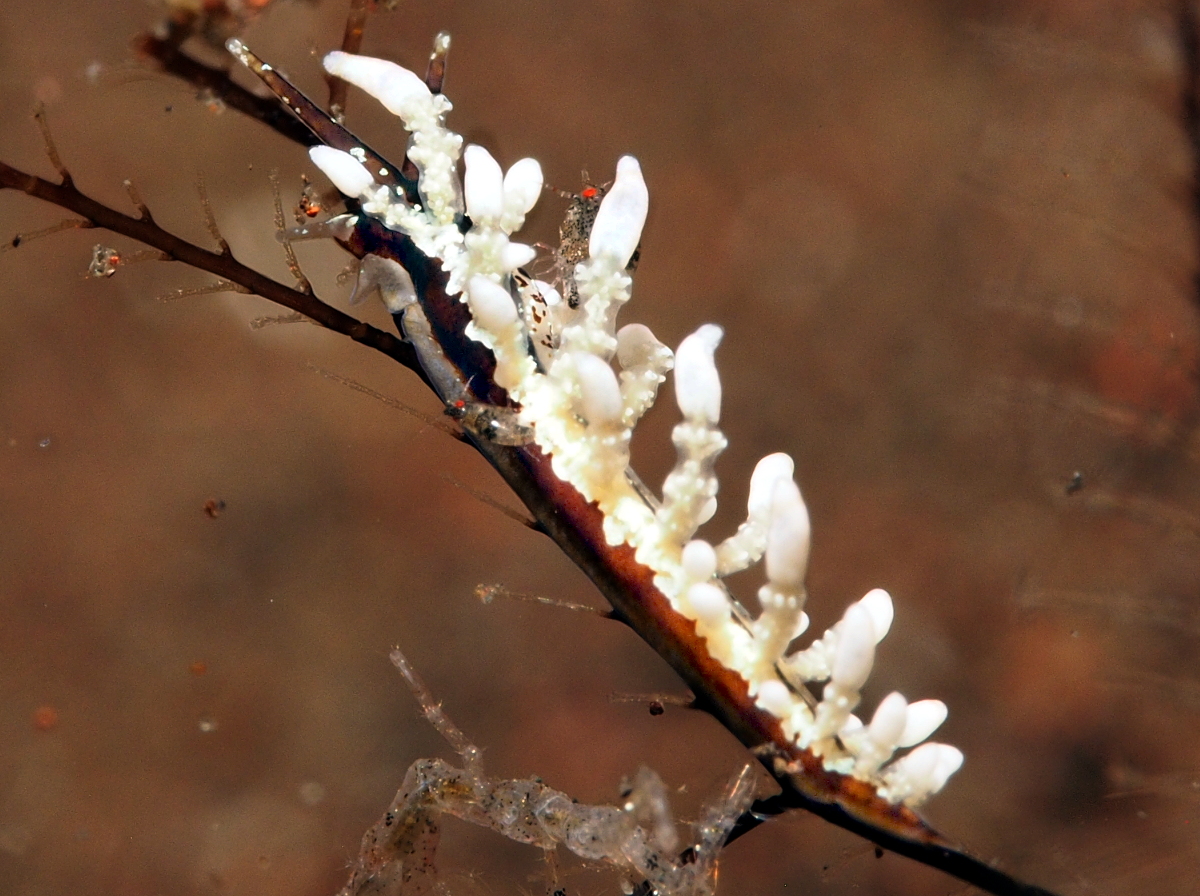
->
341 649 756 896
553 179 641 310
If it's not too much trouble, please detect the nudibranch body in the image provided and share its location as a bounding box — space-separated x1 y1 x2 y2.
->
305 46 962 809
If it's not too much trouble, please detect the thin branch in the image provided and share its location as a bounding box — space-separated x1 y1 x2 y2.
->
608 691 694 711
269 170 313 294
0 217 90 252
0 159 429 388
156 280 248 302
34 105 71 185
403 31 453 186
195 170 231 255
123 178 153 223
227 38 419 202
477 582 609 616
390 647 483 774
439 473 541 530
306 362 455 434
250 311 307 328
424 31 451 95
326 0 371 121
133 31 321 149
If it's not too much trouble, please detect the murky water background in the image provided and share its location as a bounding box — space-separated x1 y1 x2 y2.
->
1 3 1198 894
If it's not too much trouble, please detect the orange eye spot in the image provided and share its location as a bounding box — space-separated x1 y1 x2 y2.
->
581 187 598 199
454 400 466 409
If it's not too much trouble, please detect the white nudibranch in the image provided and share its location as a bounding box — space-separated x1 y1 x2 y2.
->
312 49 960 808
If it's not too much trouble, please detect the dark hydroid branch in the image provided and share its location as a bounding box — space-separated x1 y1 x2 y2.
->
0 159 428 388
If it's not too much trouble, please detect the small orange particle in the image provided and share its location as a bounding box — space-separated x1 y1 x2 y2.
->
298 195 323 218
32 705 58 731
189 661 208 677
580 186 599 199
203 499 226 518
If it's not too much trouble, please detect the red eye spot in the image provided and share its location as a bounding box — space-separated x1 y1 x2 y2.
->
454 400 466 409
581 187 598 199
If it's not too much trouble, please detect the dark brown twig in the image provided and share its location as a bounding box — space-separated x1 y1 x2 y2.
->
227 38 419 202
326 0 371 121
133 31 321 150
0 159 428 388
424 31 450 94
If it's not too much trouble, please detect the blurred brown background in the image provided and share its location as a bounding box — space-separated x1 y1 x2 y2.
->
2 1 1199 894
